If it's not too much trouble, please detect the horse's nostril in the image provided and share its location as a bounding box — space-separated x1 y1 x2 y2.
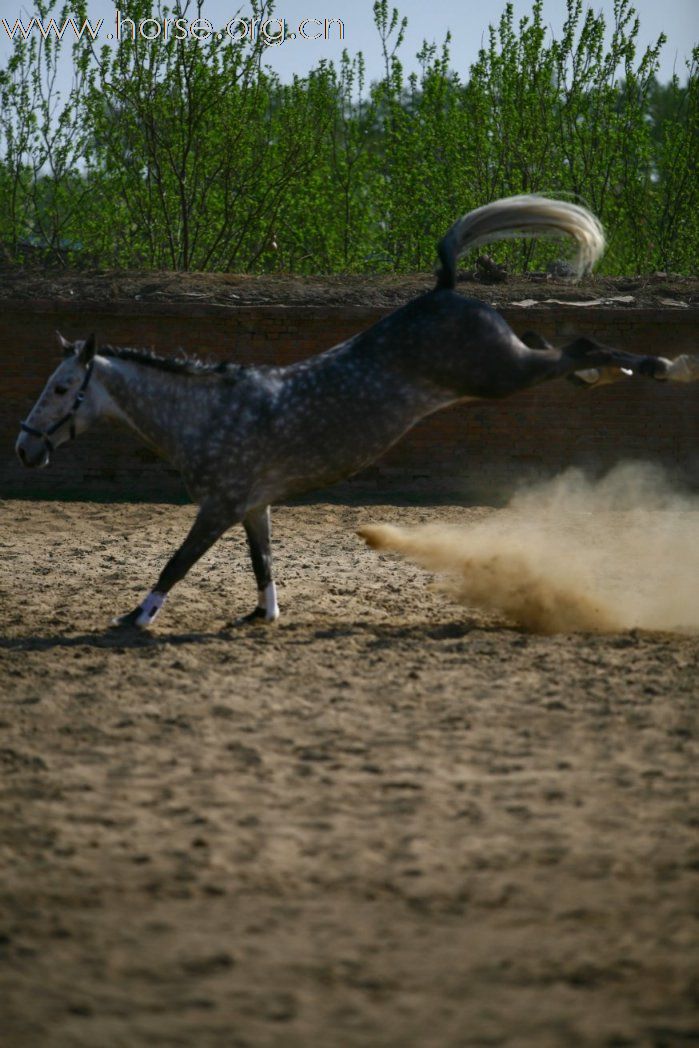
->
18 445 27 464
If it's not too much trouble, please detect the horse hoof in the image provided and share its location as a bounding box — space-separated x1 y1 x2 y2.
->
111 608 146 629
245 606 276 624
229 607 279 627
638 356 670 379
567 369 600 388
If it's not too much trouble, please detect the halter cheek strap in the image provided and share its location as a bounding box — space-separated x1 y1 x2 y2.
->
20 361 94 454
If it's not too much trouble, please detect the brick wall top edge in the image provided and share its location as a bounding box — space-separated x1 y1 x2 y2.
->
0 298 386 320
2 297 698 326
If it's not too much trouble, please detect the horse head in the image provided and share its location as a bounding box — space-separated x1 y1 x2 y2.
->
16 332 97 468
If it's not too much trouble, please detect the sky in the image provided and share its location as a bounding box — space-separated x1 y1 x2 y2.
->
0 0 696 85
247 0 697 83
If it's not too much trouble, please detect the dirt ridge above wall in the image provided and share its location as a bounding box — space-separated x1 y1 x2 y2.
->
1 269 696 311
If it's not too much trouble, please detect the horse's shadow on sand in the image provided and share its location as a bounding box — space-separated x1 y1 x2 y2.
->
0 617 503 654
0 627 220 653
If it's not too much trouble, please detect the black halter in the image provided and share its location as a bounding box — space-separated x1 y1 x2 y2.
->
20 361 95 454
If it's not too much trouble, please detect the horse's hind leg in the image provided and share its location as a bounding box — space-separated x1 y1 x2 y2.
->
520 330 670 389
561 335 671 379
112 503 233 628
240 505 279 624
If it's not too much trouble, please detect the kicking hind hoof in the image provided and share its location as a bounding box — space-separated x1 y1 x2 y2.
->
567 368 601 388
638 355 671 379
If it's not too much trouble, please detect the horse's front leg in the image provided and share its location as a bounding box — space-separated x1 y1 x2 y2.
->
240 505 279 624
113 502 234 629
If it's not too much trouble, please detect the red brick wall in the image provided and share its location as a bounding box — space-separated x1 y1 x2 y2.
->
3 298 697 501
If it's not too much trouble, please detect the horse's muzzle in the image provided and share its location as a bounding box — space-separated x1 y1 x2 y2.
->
15 432 50 469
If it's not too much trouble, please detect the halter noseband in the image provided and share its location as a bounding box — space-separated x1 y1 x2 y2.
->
20 361 95 454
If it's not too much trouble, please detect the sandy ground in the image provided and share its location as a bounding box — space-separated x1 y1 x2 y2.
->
0 499 697 1048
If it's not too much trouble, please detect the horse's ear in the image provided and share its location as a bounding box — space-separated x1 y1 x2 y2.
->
78 333 96 364
56 330 74 357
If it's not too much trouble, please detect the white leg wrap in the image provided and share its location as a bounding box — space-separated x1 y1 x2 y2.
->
258 582 280 622
135 590 167 627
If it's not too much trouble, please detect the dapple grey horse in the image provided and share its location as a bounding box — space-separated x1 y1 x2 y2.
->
16 195 696 628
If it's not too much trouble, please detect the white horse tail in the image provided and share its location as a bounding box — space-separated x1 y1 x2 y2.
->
435 194 606 290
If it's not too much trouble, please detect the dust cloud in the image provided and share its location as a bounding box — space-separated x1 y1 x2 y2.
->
358 463 699 634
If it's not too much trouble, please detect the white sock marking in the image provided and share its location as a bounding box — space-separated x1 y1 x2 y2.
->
258 582 279 622
135 590 167 627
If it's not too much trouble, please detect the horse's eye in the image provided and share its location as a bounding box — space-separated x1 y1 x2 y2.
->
54 384 68 395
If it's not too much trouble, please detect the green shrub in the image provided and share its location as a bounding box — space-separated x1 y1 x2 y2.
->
0 0 696 274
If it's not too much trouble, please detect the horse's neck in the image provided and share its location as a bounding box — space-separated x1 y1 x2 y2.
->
96 357 197 461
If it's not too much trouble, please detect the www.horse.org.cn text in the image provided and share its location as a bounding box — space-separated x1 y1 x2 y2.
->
0 11 346 46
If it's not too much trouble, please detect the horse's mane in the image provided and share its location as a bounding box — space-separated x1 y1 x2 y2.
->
99 345 248 380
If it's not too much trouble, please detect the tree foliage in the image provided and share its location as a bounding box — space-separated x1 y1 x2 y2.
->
0 0 696 274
